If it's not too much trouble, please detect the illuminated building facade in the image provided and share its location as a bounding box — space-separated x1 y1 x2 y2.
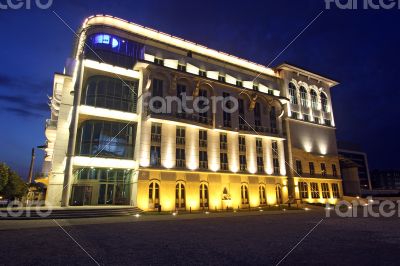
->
42 15 342 210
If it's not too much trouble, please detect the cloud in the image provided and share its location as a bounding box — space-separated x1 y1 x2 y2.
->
0 94 48 117
0 73 50 93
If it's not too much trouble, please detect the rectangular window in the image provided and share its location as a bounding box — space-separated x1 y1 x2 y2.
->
256 138 263 155
152 79 163 110
222 92 232 127
310 182 319 199
218 75 226 82
325 119 332 126
176 148 186 168
199 130 207 148
296 160 303 175
299 182 308 199
253 84 259 91
199 150 208 169
321 163 327 176
154 58 164 65
272 141 278 157
150 146 161 166
321 183 330 198
177 84 186 101
331 183 340 198
178 64 186 72
257 156 264 173
220 133 227 151
236 80 243 87
239 136 246 152
332 164 337 177
151 123 162 143
176 126 185 145
309 162 315 175
199 70 206 77
239 155 247 172
291 112 298 119
220 153 228 171
254 102 261 127
273 158 280 175
303 114 309 122
314 117 320 124
238 99 245 129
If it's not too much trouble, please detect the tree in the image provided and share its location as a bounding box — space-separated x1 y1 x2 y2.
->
0 163 28 200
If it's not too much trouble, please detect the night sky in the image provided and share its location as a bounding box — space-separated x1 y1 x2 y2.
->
0 0 399 179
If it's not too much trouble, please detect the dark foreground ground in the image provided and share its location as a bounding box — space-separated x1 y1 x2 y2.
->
1 208 399 265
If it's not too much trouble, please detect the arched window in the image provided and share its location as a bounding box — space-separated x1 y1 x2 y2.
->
288 83 298 104
310 90 318 110
200 183 209 209
259 185 267 205
300 86 308 107
175 182 186 209
320 93 328 112
270 106 277 132
149 181 160 208
241 184 249 205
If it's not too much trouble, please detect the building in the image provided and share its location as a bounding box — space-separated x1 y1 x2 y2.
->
371 170 400 190
41 15 343 210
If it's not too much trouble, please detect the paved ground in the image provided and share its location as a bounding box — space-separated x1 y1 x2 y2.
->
1 208 399 265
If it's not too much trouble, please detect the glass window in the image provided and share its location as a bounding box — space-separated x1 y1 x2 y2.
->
241 184 249 204
199 150 208 169
310 183 319 198
299 182 308 199
332 164 337 177
321 163 327 176
176 126 185 145
176 148 186 168
322 183 330 198
289 83 298 104
321 93 328 112
331 183 340 198
220 153 228 171
300 87 308 107
220 133 228 150
200 183 209 208
82 76 138 113
150 146 161 166
296 160 303 175
310 90 318 110
199 130 207 148
309 162 315 175
259 185 267 205
257 156 264 173
270 106 277 131
239 155 247 172
222 92 232 127
239 136 246 152
76 120 136 159
151 123 162 143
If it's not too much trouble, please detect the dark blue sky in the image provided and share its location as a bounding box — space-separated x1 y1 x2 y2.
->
0 0 399 179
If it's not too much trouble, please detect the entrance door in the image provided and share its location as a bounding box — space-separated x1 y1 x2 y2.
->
276 185 283 205
71 186 92 206
200 183 209 209
175 183 186 210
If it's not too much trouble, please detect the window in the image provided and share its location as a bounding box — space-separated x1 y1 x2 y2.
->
332 164 337 177
241 185 249 205
82 76 138 113
254 102 261 127
239 155 247 172
236 80 243 87
256 138 263 155
270 106 277 132
176 127 185 145
321 163 327 176
288 82 298 104
199 151 208 169
222 92 232 127
310 90 318 110
152 79 163 109
300 86 308 107
259 185 267 205
86 33 144 69
198 89 208 121
331 183 340 198
175 182 186 209
220 133 228 151
272 140 278 155
309 162 315 175
178 64 186 72
218 75 226 82
154 58 164 65
257 156 264 173
238 99 245 128
149 182 160 208
199 130 207 148
310 183 319 198
299 182 308 199
296 160 303 175
273 158 280 175
76 120 136 159
150 146 161 166
291 111 298 119
220 153 228 171
151 123 162 143
176 148 186 168
321 183 330 198
199 70 206 77
200 183 209 208
325 119 332 126
303 114 309 122
314 117 320 124
253 84 259 91
321 93 328 112
239 136 246 152
177 84 186 113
